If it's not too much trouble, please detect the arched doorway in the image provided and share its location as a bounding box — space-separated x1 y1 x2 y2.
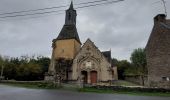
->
81 71 87 83
90 71 97 84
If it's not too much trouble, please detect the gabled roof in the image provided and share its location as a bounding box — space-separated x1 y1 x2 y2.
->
102 51 111 63
75 38 112 64
56 24 81 44
146 14 170 55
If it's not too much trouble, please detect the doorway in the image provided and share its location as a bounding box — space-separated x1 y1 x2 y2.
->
90 71 97 84
81 71 88 83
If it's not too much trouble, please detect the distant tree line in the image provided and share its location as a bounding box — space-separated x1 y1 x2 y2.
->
0 48 146 81
0 55 50 81
112 48 147 80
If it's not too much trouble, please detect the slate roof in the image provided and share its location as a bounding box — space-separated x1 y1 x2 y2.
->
102 51 111 63
146 14 170 56
56 24 81 44
69 1 74 10
56 2 81 44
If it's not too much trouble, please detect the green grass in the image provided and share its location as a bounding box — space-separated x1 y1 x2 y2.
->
112 80 139 86
79 87 170 97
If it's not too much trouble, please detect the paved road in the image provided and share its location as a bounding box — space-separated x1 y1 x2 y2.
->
0 84 170 100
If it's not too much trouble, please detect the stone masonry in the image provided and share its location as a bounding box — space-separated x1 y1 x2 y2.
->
146 14 170 88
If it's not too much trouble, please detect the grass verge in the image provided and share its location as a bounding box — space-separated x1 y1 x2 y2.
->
78 87 170 97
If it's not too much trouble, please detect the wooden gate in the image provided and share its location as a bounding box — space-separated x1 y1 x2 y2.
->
90 71 97 84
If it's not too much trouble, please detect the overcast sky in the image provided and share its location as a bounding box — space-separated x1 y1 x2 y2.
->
0 0 169 60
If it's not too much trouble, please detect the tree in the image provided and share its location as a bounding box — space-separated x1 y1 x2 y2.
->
0 55 50 81
112 58 119 66
130 48 146 69
0 55 4 80
130 48 147 85
36 57 50 74
117 60 131 80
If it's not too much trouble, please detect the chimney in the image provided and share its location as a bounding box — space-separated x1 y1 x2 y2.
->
154 14 166 23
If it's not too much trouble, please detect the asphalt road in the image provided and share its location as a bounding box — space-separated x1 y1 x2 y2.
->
0 84 170 100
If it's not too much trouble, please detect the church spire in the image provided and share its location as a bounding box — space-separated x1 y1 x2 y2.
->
65 1 76 25
56 1 81 44
69 1 74 10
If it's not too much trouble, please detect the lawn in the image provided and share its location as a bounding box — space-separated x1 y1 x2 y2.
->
79 87 170 97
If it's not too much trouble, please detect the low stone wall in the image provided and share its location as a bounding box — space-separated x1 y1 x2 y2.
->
125 75 148 86
148 81 170 89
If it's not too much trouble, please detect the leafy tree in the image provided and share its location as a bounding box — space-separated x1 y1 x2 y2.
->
0 55 5 67
0 55 4 79
36 57 50 73
0 55 3 65
27 62 42 80
130 48 147 85
130 48 147 74
3 61 16 80
0 55 50 81
117 60 131 80
112 58 119 66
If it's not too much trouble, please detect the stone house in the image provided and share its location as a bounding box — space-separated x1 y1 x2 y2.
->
146 14 170 88
45 2 118 84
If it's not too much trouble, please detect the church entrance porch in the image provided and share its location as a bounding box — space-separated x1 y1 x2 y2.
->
81 70 98 84
90 71 97 84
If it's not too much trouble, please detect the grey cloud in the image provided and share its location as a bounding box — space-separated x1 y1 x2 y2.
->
0 0 170 60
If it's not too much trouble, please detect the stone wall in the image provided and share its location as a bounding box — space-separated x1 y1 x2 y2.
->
54 39 81 59
125 75 148 86
146 14 170 88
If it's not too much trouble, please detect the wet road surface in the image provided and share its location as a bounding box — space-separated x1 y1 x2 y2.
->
0 84 170 100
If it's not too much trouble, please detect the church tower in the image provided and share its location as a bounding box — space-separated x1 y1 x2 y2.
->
54 2 81 60
45 2 81 81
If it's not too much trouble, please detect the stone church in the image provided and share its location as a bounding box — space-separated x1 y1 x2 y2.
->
45 2 118 84
146 14 170 88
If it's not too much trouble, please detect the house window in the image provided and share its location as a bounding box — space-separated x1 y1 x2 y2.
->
162 77 170 81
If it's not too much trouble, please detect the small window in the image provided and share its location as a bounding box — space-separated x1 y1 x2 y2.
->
162 77 170 81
